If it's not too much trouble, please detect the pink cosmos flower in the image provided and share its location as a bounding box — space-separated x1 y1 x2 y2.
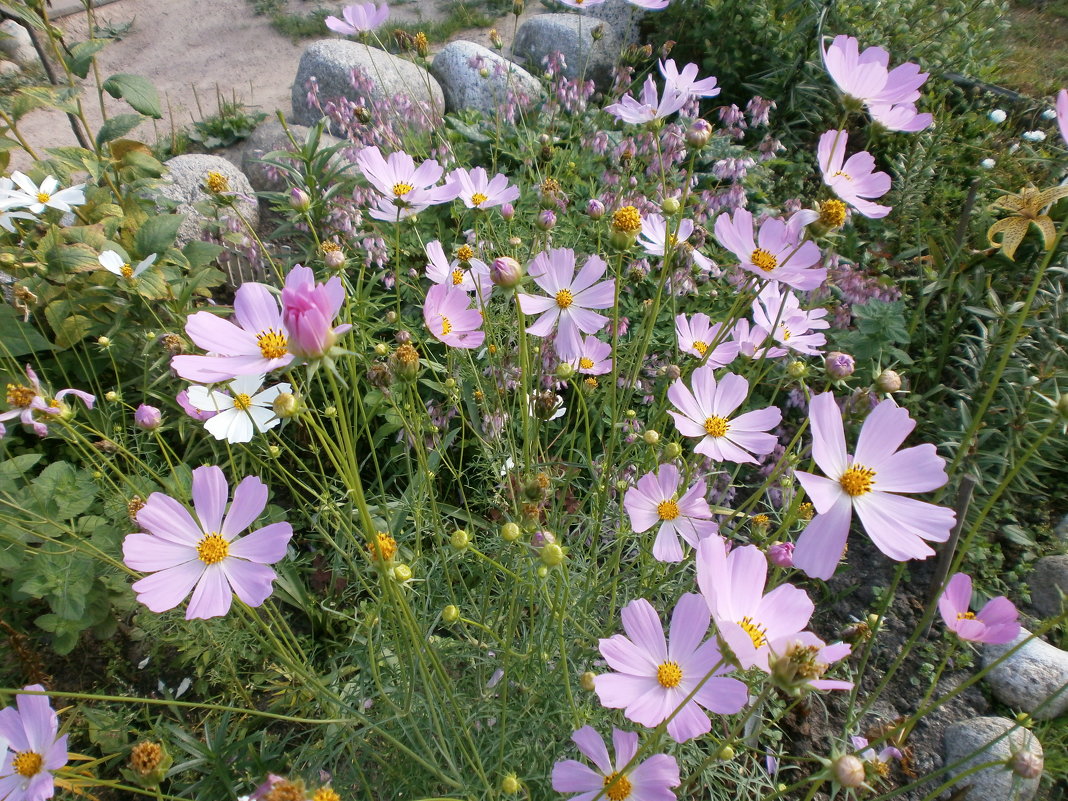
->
606 75 688 125
177 388 218 422
281 265 351 359
938 573 1020 644
171 283 294 383
556 0 607 6
568 334 613 375
425 239 492 297
730 318 784 360
751 283 829 356
122 466 293 619
517 248 615 360
626 0 670 8
696 536 815 672
355 146 459 221
793 392 955 580
851 736 902 772
822 35 932 132
770 632 853 693
423 283 485 349
713 208 826 290
551 727 680 801
595 595 747 743
446 167 519 210
667 367 781 464
325 2 389 35
624 464 718 562
659 59 719 98
0 365 94 438
1057 89 1068 146
638 213 716 272
674 313 739 366
0 685 68 801
817 130 892 219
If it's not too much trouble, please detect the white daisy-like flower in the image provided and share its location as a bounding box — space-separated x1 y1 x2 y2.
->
99 250 158 279
185 374 291 443
3 171 86 214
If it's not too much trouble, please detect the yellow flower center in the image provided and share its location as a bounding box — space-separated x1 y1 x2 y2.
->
470 192 488 207
205 171 230 193
779 324 792 341
196 533 229 565
611 205 643 234
121 263 134 278
456 245 474 262
839 464 876 497
451 269 465 285
584 377 598 389
739 615 768 649
36 192 50 204
440 316 452 335
703 416 729 437
692 340 708 355
541 177 561 194
257 328 289 360
602 772 632 801
657 499 680 520
751 514 770 526
751 248 778 272
656 660 682 688
233 393 253 411
321 242 341 253
579 357 594 369
6 383 36 408
368 532 398 561
819 199 847 228
799 502 814 520
314 790 341 801
555 288 574 309
392 182 414 197
957 611 976 620
12 752 42 777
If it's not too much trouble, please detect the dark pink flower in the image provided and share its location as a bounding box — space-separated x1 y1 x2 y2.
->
938 573 1020 644
1057 89 1068 147
281 265 351 359
423 283 485 349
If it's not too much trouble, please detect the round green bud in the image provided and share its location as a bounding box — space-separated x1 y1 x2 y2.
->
718 745 735 761
105 391 119 402
97 336 111 347
501 775 521 795
643 429 660 445
267 445 281 458
663 442 683 460
1057 395 1068 421
393 563 413 582
875 369 902 393
541 542 565 567
450 529 470 550
556 362 576 380
832 754 865 788
580 671 597 691
442 604 460 623
501 522 521 542
272 392 299 418
374 342 389 356
661 197 681 215
324 405 337 417
787 360 808 378
444 378 457 389
536 565 549 578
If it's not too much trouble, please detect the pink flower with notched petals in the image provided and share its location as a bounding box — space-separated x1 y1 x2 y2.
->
818 130 892 219
667 367 781 464
552 727 680 801
446 166 519 210
568 334 613 374
674 313 739 366
0 365 94 438
638 213 716 273
595 595 747 743
325 2 389 35
713 207 826 290
171 282 294 383
793 392 955 580
424 240 492 297
355 146 459 222
751 283 829 356
938 573 1020 644
660 59 719 99
1057 89 1068 147
0 685 69 801
517 248 615 360
281 265 351 359
423 283 485 349
624 464 718 562
122 466 293 620
606 75 688 125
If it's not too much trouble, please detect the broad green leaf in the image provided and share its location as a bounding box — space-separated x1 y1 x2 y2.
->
102 73 162 118
31 461 97 519
182 240 224 269
96 113 144 148
43 304 92 349
135 214 186 254
0 454 42 482
0 304 54 357
67 40 108 79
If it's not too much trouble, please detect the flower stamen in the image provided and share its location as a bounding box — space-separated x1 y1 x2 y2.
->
703 416 729 437
196 533 229 565
602 772 632 801
839 464 876 497
12 751 42 777
657 500 680 520
656 660 682 688
257 328 289 360
751 248 778 272
555 289 574 309
739 615 768 649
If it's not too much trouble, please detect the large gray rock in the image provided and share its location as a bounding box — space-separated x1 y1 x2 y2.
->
1031 555 1068 618
429 41 542 116
0 21 37 69
575 0 650 46
943 717 1042 801
240 119 344 193
982 628 1068 720
291 40 443 130
511 14 619 90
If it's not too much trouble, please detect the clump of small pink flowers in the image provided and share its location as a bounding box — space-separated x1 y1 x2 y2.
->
938 573 1020 644
122 466 293 619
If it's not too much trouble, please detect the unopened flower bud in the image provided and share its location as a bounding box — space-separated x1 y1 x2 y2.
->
717 745 735 761
289 188 311 211
491 256 523 288
500 202 515 220
442 604 460 623
825 351 855 379
767 542 794 568
530 530 556 551
324 406 337 417
787 360 807 378
536 209 557 231
663 442 682 460
832 754 866 788
875 368 902 393
661 197 681 215
556 362 575 380
501 774 521 795
501 522 521 542
391 343 421 381
512 0 523 14
580 671 596 691
664 364 681 380
97 336 111 347
272 392 299 418
385 310 398 324
591 24 604 41
643 429 660 445
1010 750 1043 779
450 528 470 550
989 108 1007 123
686 119 713 148
541 542 565 567
479 67 490 78
325 249 345 270
105 391 119 402
586 199 606 219
489 28 503 49
267 445 281 458
393 563 413 582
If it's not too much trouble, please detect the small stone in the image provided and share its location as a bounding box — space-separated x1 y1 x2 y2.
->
0 21 37 69
429 41 542 116
511 14 619 90
982 629 1068 720
0 60 20 77
291 40 443 131
1030 555 1068 618
943 717 1042 801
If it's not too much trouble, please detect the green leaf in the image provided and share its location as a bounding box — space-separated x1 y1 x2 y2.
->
31 461 97 519
0 305 54 357
135 214 186 254
182 240 224 269
67 40 108 79
0 454 42 482
102 73 162 118
96 113 145 148
122 149 165 177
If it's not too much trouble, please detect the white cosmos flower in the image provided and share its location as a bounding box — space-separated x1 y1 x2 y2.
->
185 374 291 443
4 171 86 214
99 250 158 278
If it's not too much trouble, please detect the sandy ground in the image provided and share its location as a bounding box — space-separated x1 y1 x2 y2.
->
11 0 540 167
